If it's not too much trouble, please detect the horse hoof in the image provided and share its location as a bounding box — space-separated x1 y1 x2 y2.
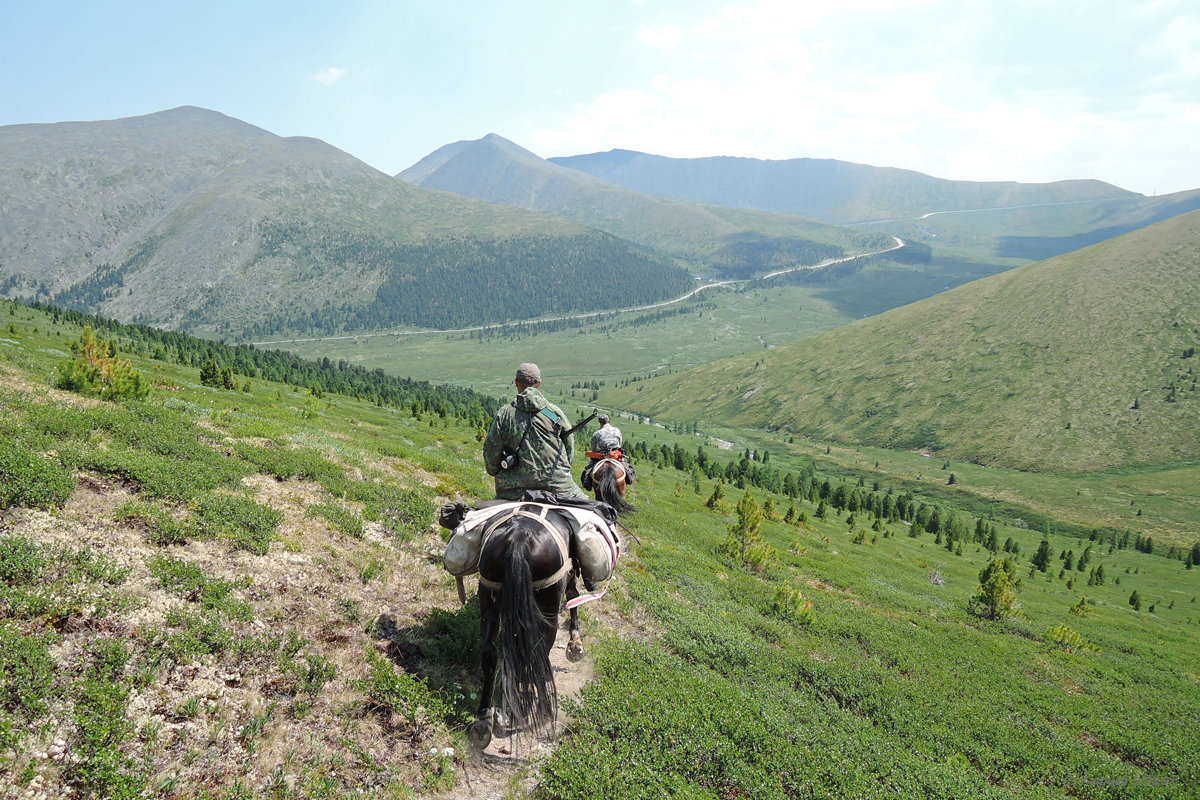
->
468 718 492 750
566 640 584 662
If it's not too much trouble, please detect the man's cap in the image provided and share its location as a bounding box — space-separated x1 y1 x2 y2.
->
598 413 610 422
516 363 541 384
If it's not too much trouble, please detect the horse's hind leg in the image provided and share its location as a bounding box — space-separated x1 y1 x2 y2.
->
565 576 584 662
470 589 500 750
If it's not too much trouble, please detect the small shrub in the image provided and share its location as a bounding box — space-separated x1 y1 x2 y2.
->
235 442 344 487
159 608 236 660
0 623 58 752
149 554 253 621
278 654 337 699
70 672 146 799
359 648 454 740
0 438 75 510
359 556 385 584
309 502 365 538
1047 624 1097 654
0 535 50 584
54 325 149 401
343 480 436 540
116 500 192 546
769 584 815 625
190 493 283 555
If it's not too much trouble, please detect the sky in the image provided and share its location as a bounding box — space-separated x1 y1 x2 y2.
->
2 0 1198 196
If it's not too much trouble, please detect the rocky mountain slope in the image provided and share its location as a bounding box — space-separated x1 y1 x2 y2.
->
398 134 894 275
0 108 690 338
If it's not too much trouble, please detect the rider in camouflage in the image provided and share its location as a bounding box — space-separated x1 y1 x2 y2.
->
581 413 634 490
483 363 584 501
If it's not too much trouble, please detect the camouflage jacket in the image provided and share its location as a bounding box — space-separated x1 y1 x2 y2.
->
590 423 623 454
483 388 583 500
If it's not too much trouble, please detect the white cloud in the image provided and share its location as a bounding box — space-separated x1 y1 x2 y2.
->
310 67 348 86
528 0 1200 193
638 24 683 52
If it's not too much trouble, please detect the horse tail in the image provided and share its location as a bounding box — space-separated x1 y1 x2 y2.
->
595 468 637 514
498 526 557 738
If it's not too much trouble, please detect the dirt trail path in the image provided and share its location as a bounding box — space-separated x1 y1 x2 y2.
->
456 637 593 799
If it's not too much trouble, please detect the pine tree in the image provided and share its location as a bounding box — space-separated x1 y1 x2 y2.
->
199 359 222 387
722 493 771 570
55 325 149 401
705 481 726 510
970 558 1020 620
986 528 999 554
1032 538 1053 572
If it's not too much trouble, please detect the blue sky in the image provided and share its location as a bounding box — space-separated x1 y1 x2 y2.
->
3 0 1198 195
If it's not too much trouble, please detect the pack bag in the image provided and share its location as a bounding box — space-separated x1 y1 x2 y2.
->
574 517 619 589
444 504 518 577
442 501 619 589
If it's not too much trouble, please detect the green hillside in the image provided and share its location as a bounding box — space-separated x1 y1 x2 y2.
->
0 109 690 338
597 211 1200 473
2 300 1198 799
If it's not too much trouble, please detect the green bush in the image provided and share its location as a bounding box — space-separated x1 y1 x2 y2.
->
343 480 436 540
0 535 50 584
308 502 364 538
277 653 337 699
0 623 58 753
24 401 96 442
115 500 192 545
235 441 344 487
70 672 145 799
358 648 456 738
148 555 253 621
159 608 236 660
55 404 250 500
62 443 249 501
0 438 76 510
0 539 129 627
190 493 283 555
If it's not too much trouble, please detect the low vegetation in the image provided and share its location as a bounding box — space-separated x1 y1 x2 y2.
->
3 300 1198 799
598 211 1200 474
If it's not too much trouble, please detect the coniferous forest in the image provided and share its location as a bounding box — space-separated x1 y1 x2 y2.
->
243 224 694 338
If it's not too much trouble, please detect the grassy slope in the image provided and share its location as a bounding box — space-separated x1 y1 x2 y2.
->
0 305 493 797
2 303 1198 799
544 463 1200 799
597 210 1200 474
280 261 1197 544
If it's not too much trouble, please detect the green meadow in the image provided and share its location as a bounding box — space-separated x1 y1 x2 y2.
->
2 300 1198 799
262 250 1014 396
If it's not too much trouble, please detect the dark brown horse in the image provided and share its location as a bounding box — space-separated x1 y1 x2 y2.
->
469 504 584 750
590 457 636 514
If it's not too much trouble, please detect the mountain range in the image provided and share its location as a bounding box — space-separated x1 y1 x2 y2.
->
549 149 1137 224
0 108 690 338
402 134 1200 293
399 134 894 275
4 106 1200 366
